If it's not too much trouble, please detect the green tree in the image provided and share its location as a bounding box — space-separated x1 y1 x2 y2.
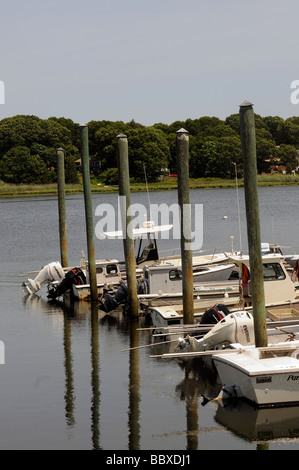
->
256 138 277 173
127 127 170 181
280 118 299 146
262 116 285 144
0 115 72 158
94 121 128 168
0 146 54 184
63 144 80 184
277 144 298 170
30 143 57 169
190 139 217 177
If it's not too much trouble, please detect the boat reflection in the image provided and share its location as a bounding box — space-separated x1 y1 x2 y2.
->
214 400 299 444
177 357 299 447
22 293 299 449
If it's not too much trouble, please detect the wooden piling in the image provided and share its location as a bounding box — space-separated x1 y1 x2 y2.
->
56 147 68 267
239 101 268 347
79 124 98 303
176 128 194 324
116 133 139 319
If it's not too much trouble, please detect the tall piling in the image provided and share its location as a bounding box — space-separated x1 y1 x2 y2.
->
176 128 194 324
116 133 138 319
239 101 268 347
56 147 68 267
79 124 98 303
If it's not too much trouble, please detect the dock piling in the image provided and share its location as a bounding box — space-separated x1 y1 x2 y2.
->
239 101 268 347
116 134 139 319
79 124 98 303
176 128 194 324
56 147 68 267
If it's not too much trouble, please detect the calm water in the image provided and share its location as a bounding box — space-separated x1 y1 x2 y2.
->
1 186 299 450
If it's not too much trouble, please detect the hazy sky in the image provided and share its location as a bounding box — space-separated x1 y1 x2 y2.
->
1 0 299 125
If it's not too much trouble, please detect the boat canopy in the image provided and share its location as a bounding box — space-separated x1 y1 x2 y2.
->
99 223 173 240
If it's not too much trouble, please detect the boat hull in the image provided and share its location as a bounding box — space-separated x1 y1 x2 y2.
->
213 345 299 407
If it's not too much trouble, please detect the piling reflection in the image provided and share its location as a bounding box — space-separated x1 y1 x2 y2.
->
23 293 299 449
63 313 75 428
90 302 101 450
176 356 299 448
128 320 141 450
61 298 102 449
175 357 221 450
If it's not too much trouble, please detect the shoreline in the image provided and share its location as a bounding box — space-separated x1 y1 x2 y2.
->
1 175 299 198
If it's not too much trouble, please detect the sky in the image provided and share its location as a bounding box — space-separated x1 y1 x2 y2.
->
1 0 299 126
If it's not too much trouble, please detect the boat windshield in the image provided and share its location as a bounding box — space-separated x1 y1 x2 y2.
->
169 269 183 281
262 263 285 280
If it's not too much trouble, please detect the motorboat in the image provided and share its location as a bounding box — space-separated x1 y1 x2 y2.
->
22 261 65 295
22 221 172 299
149 308 299 408
228 252 297 307
213 341 299 407
99 261 238 313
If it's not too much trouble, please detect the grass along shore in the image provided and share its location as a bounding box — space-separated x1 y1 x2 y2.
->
1 174 299 198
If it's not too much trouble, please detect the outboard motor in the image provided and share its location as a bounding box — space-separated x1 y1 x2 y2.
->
22 261 65 295
99 280 144 313
186 310 255 352
200 303 231 325
47 267 86 299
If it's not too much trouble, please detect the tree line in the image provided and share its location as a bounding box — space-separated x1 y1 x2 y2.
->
0 113 298 185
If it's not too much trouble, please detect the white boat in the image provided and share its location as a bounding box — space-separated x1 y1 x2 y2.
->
22 221 172 299
284 254 299 268
213 341 299 407
160 252 231 267
262 242 299 271
228 252 297 307
146 252 299 328
149 308 299 408
147 298 241 330
142 262 235 295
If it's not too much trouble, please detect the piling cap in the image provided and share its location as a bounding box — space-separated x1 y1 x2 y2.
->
79 123 87 127
239 100 254 108
116 133 127 138
176 128 189 135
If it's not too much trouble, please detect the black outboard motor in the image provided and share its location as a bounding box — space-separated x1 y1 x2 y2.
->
47 267 86 300
99 280 144 313
200 303 231 325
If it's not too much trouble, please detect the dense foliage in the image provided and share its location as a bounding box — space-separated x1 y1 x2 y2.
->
0 113 298 184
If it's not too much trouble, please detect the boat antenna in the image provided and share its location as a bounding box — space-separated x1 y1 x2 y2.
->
143 163 153 222
271 214 275 245
233 162 242 253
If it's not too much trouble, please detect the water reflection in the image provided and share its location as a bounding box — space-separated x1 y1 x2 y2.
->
175 358 221 450
58 298 102 449
63 313 75 428
21 293 299 450
177 357 299 449
25 295 142 450
90 302 101 450
215 400 299 444
128 320 140 450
